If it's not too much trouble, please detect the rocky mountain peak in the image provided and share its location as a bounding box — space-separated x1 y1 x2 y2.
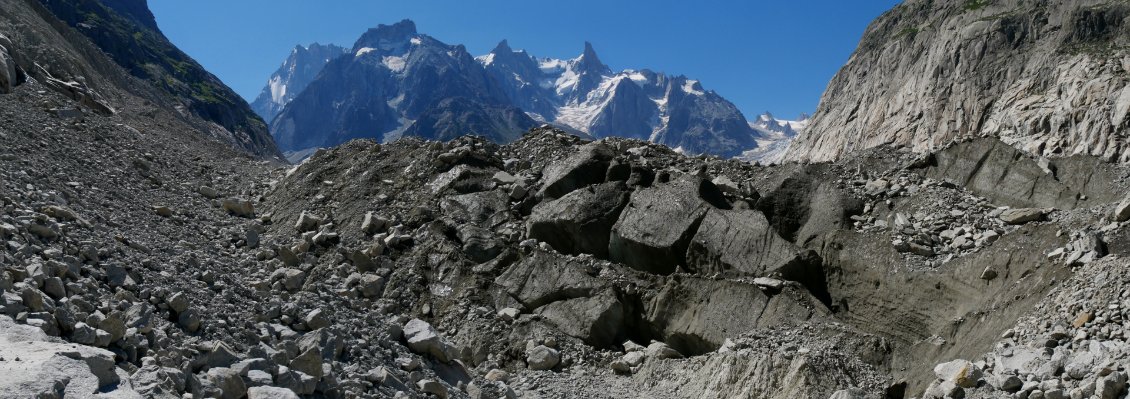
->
574 41 611 76
251 42 347 123
353 19 418 53
492 39 512 54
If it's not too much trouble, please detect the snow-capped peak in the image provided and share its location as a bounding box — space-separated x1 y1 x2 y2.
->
572 41 612 77
740 112 813 164
251 42 348 122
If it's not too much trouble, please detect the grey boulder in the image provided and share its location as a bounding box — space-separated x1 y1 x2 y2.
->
538 142 615 199
527 182 629 258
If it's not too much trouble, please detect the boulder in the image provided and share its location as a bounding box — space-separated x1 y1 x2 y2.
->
646 277 827 355
357 274 386 298
934 359 982 389
999 208 1048 225
536 288 625 347
538 142 615 199
289 348 323 380
203 342 240 369
404 318 452 362
485 369 510 382
275 366 317 395
1097 372 1127 399
294 211 321 232
248 386 301 399
0 316 126 396
528 182 629 258
458 224 503 263
198 186 221 199
496 307 520 321
206 367 247 399
417 379 449 398
526 345 560 370
609 177 729 274
361 212 389 235
1114 194 1130 222
178 309 202 333
645 341 683 360
304 309 330 330
131 364 187 397
623 351 646 367
272 268 306 291
167 292 189 313
245 370 273 386
222 198 256 218
495 251 606 309
427 165 496 194
685 208 812 277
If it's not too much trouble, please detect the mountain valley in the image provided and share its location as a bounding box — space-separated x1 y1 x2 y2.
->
1 1 1130 399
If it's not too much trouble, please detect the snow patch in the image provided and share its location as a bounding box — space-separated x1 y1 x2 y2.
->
383 55 407 72
555 68 580 97
355 47 376 58
538 58 567 74
553 76 627 132
269 76 287 104
682 79 704 96
410 37 422 46
627 71 648 86
477 53 496 66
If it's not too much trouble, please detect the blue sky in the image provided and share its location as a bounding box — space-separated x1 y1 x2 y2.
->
150 1 900 120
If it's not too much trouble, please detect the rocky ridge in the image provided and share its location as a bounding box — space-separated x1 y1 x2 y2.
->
787 0 1130 164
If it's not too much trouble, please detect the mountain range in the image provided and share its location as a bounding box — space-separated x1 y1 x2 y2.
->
253 20 780 161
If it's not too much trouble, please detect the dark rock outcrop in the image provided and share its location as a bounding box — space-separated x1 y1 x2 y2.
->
917 138 1122 210
527 182 630 258
646 277 829 355
537 142 616 200
609 176 730 275
685 208 811 277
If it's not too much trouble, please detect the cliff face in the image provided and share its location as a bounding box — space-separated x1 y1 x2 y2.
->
786 0 1130 163
38 0 282 159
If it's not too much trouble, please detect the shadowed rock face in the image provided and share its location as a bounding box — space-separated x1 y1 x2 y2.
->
787 0 1130 164
37 0 282 159
251 43 348 123
609 176 730 275
537 142 616 200
527 182 630 258
685 208 809 277
917 138 1124 210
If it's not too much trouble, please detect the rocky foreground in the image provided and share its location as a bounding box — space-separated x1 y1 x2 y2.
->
4 0 1130 396
4 66 1130 398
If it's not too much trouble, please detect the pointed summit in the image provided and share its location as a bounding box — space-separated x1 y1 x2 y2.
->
575 41 611 75
492 39 512 54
